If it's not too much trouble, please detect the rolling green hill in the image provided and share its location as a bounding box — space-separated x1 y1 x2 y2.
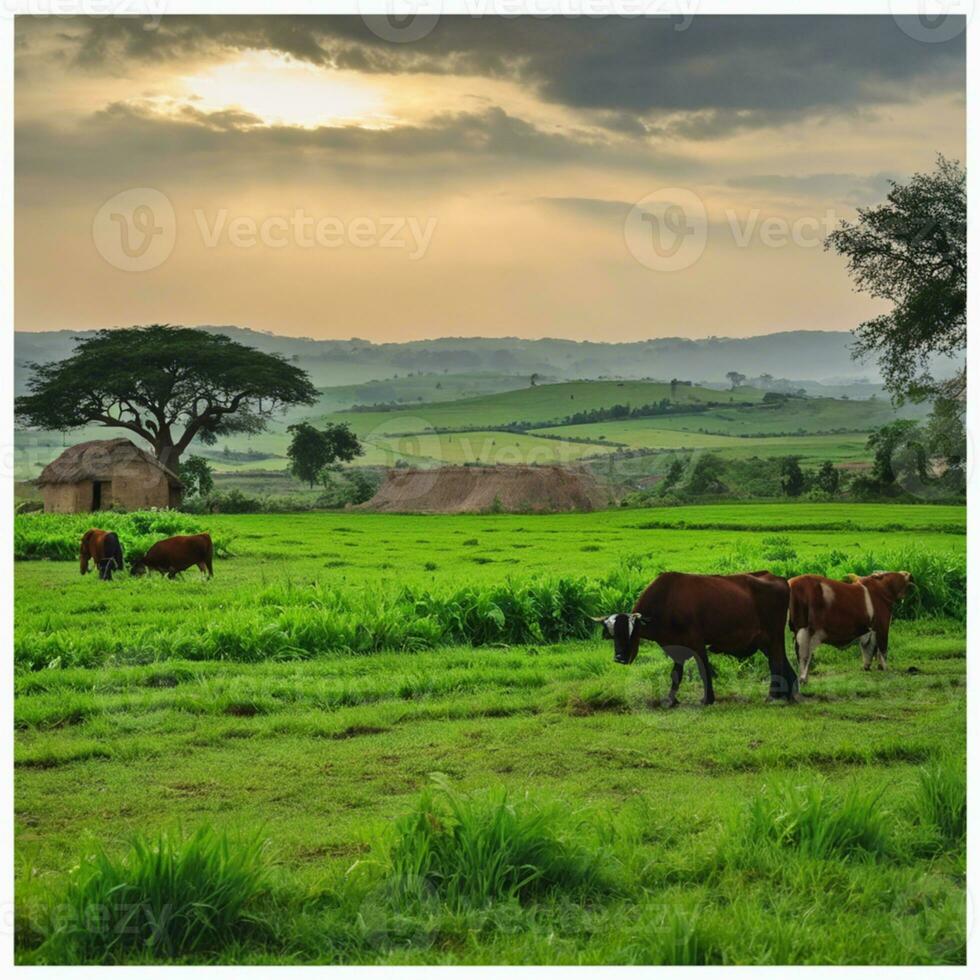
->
309 372 533 414
15 377 920 481
579 397 927 437
316 380 765 437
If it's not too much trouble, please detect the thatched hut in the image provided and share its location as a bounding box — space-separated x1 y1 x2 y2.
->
37 438 183 513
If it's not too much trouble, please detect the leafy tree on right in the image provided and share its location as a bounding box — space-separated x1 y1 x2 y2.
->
826 155 965 496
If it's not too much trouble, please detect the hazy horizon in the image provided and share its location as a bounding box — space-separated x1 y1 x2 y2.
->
14 323 857 342
16 15 965 342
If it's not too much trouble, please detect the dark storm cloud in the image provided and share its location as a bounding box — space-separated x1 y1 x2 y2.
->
44 14 965 126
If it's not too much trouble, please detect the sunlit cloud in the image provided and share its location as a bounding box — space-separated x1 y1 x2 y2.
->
177 51 392 130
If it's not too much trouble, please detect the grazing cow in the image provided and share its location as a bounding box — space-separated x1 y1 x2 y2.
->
788 571 912 683
130 533 214 579
79 529 124 581
594 571 797 705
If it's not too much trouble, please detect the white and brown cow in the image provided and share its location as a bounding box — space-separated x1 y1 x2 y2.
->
788 571 912 684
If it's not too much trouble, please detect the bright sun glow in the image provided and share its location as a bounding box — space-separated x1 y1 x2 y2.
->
179 51 390 129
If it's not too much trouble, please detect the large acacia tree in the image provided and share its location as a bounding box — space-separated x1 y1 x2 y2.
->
15 325 319 472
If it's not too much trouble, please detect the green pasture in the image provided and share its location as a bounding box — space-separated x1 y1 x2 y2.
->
369 430 615 466
14 503 966 964
311 372 531 413
317 380 765 438
604 397 927 437
532 424 871 463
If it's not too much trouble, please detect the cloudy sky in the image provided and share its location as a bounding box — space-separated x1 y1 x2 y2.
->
15 14 965 342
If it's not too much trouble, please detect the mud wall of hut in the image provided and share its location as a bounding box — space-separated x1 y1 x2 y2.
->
41 467 175 513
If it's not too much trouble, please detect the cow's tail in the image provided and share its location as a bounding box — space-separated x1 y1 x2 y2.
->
788 584 809 634
204 534 214 578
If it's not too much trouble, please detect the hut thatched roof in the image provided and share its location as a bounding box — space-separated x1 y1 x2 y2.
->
37 438 183 487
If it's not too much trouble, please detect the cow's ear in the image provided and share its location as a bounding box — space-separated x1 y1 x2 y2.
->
636 615 653 627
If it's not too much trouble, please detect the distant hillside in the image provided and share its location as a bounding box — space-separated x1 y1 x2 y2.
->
18 324 963 391
14 373 925 482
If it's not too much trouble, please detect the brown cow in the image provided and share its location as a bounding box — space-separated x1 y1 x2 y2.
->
594 571 797 705
79 529 124 581
788 571 912 684
130 533 214 579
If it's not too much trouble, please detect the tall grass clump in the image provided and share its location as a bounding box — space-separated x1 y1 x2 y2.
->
715 546 964 621
31 827 269 964
375 775 615 911
631 906 723 965
912 754 966 849
16 572 649 670
727 778 891 863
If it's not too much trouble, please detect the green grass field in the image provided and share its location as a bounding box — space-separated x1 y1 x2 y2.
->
14 503 965 964
317 380 766 438
595 397 927 437
532 424 872 463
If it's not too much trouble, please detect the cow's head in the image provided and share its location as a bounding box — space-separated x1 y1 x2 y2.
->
868 570 913 603
129 559 148 577
592 613 648 665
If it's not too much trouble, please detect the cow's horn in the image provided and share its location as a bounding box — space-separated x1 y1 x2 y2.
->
589 615 607 622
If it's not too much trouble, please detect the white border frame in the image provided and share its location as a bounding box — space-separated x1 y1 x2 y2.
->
0 2 974 975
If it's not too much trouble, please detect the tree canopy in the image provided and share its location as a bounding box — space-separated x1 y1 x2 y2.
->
286 422 363 488
15 325 319 470
825 155 965 403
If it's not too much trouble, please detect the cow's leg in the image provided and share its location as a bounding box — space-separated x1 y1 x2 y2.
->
197 561 208 577
859 631 876 670
692 647 714 705
874 624 889 670
664 661 684 708
767 636 797 701
795 628 813 686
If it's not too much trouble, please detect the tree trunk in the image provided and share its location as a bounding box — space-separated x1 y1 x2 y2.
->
157 442 182 474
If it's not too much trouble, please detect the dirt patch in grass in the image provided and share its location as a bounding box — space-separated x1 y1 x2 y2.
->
361 465 609 514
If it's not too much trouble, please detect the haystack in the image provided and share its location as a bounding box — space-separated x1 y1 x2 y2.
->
37 438 183 513
362 465 609 514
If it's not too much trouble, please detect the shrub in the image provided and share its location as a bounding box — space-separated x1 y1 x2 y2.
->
32 827 270 963
760 535 797 562
204 489 262 514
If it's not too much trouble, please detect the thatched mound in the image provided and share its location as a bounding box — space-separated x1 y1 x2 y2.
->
362 465 610 514
37 438 181 486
